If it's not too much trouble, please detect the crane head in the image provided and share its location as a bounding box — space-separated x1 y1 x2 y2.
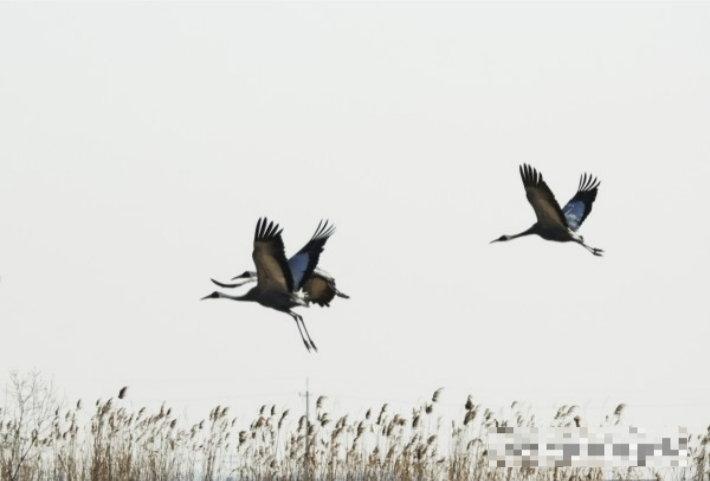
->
231 271 256 281
200 291 221 300
490 235 511 243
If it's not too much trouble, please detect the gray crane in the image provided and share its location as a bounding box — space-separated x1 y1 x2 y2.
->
201 217 319 352
492 164 603 256
211 220 349 307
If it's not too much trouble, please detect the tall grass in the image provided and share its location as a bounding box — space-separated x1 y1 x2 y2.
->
1 374 707 480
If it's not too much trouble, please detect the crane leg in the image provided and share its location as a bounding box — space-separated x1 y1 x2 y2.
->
297 316 318 352
579 241 604 257
290 312 312 352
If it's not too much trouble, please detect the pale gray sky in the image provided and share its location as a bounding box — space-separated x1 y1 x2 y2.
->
1 2 709 434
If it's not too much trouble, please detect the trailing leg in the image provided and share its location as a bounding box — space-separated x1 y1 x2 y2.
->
298 316 318 352
289 312 311 352
577 240 604 256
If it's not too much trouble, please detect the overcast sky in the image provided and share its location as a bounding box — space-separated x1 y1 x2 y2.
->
1 2 709 435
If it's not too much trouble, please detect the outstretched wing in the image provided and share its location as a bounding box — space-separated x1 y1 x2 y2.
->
520 164 568 231
562 173 600 231
302 269 349 307
252 218 294 293
288 220 335 290
302 275 337 307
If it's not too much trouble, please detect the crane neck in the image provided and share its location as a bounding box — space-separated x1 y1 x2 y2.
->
216 289 257 301
508 225 536 240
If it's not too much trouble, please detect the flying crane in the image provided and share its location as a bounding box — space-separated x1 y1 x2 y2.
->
492 164 604 256
211 220 349 307
202 218 321 352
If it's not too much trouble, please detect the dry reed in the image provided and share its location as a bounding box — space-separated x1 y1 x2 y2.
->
1 376 707 481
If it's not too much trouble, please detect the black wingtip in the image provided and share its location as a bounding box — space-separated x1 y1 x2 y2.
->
254 217 285 242
255 217 271 241
311 219 336 241
577 172 600 193
520 163 542 187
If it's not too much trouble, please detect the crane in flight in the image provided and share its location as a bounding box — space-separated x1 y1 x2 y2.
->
211 220 349 307
201 218 321 352
492 164 604 256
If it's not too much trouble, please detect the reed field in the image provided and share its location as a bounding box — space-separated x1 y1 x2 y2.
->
1 373 707 481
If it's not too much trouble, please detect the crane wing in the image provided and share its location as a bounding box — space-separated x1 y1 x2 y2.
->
562 173 600 231
302 274 337 307
520 164 568 230
252 218 294 293
288 220 335 290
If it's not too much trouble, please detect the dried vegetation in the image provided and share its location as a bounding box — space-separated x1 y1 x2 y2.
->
1 375 708 480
